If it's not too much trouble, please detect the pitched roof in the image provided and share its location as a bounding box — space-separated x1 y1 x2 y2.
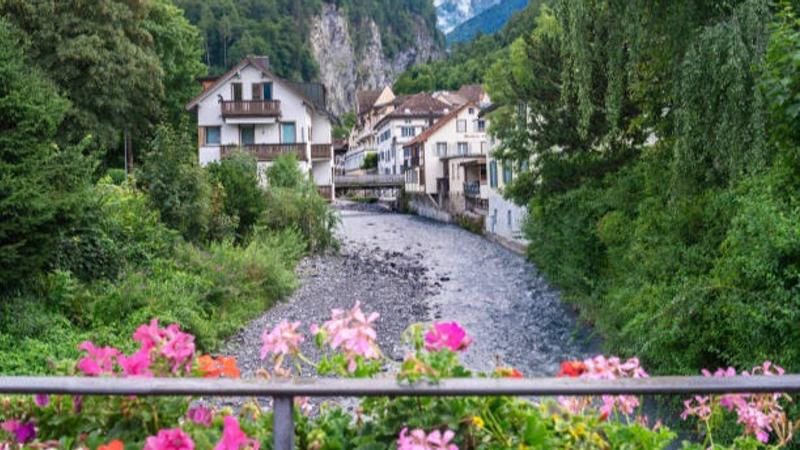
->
356 90 382 115
185 56 330 117
456 84 487 104
404 101 476 148
434 91 468 106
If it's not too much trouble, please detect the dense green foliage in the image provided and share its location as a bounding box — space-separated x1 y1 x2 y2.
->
446 0 530 44
0 5 338 374
394 0 545 94
174 0 442 81
486 0 800 377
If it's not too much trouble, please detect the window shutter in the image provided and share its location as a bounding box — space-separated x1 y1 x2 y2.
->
198 127 205 147
252 83 262 100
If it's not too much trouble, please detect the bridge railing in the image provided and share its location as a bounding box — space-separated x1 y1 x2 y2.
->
334 174 405 188
2 375 799 450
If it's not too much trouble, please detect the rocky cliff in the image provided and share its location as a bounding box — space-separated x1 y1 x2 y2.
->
309 4 441 116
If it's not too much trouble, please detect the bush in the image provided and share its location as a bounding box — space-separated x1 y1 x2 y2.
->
206 151 266 240
362 152 378 170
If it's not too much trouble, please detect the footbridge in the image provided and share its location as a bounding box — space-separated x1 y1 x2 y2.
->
334 175 404 199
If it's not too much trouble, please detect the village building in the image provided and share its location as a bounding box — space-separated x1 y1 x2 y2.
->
403 102 489 217
185 56 335 199
344 87 396 174
374 93 450 176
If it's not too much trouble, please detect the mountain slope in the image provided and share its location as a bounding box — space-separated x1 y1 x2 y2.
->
446 0 529 44
434 0 501 33
174 0 443 115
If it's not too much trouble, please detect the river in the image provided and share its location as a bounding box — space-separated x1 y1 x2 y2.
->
223 202 598 378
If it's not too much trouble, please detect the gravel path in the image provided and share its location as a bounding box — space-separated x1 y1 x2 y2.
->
221 201 598 380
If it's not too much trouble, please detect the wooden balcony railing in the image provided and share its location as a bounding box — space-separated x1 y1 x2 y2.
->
317 185 333 201
221 100 281 117
310 144 332 160
221 143 307 162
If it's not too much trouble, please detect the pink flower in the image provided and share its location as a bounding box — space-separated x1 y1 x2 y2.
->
397 428 458 450
558 355 647 416
134 319 166 352
320 302 381 372
130 320 196 375
260 321 304 359
214 416 259 450
161 324 196 374
143 428 195 450
681 395 712 421
1 421 35 444
34 394 49 407
77 341 121 376
186 406 213 427
424 322 472 353
118 349 153 377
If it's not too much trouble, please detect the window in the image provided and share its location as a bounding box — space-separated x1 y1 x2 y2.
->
232 82 242 101
503 161 513 184
252 83 262 100
205 126 221 145
240 125 255 145
489 161 498 188
457 142 468 155
517 102 527 118
436 142 447 157
281 123 296 143
457 120 467 133
401 127 416 138
507 210 513 228
263 82 273 101
519 160 529 173
476 119 486 132
469 108 475 115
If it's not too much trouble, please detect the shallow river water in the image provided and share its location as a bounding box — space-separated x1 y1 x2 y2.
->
338 205 599 376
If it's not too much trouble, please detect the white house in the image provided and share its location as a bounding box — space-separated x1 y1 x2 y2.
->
403 102 489 216
185 56 335 199
375 93 450 176
345 87 396 174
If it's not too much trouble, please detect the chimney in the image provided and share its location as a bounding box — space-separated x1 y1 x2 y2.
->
253 56 270 70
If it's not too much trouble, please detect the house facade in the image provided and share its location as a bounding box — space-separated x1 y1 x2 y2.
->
345 87 396 174
185 56 335 199
375 93 450 176
403 102 489 216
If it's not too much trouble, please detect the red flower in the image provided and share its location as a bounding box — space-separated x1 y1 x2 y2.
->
98 440 124 450
197 355 241 379
494 367 524 378
557 361 587 378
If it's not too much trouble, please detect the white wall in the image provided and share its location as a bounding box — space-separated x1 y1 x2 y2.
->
484 137 529 244
377 117 432 175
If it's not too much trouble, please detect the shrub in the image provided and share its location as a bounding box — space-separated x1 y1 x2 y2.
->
362 152 378 170
206 151 266 240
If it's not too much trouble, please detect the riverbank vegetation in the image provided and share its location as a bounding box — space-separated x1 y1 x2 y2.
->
0 7 336 375
484 0 800 378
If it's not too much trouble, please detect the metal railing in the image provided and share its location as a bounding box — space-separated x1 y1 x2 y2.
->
464 181 483 197
2 375 799 450
221 100 281 117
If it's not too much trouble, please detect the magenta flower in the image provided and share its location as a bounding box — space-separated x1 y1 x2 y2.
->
214 416 259 450
34 394 49 408
397 427 458 450
260 321 304 360
134 319 166 351
77 341 121 376
143 428 195 450
1 421 35 444
186 406 213 427
131 320 196 375
424 322 472 353
681 395 712 421
161 324 196 374
558 355 648 416
118 349 153 377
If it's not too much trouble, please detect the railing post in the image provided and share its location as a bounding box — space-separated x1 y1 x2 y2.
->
273 395 294 450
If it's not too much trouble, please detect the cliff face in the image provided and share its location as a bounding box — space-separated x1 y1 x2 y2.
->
309 4 441 116
434 0 502 33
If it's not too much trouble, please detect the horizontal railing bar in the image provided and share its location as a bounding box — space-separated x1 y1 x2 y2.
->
1 376 799 397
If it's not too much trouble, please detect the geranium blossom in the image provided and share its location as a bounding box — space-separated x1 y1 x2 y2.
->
317 302 381 372
260 321 304 359
186 406 213 427
397 427 458 450
98 440 124 450
143 428 195 450
197 355 241 378
1 421 35 444
34 394 49 407
424 322 472 353
558 355 648 416
118 349 153 377
682 362 787 443
132 320 196 375
77 341 121 376
214 416 259 450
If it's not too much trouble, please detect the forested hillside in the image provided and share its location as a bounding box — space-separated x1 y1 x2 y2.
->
394 0 544 93
485 0 800 376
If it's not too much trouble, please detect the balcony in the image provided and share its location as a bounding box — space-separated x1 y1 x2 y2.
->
310 144 332 160
317 185 333 201
438 143 487 159
221 100 281 118
464 181 484 198
221 143 307 162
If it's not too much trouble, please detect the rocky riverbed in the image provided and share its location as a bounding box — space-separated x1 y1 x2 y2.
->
221 201 598 378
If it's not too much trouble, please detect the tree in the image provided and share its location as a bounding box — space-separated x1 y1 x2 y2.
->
0 20 94 290
0 0 164 155
206 151 266 240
